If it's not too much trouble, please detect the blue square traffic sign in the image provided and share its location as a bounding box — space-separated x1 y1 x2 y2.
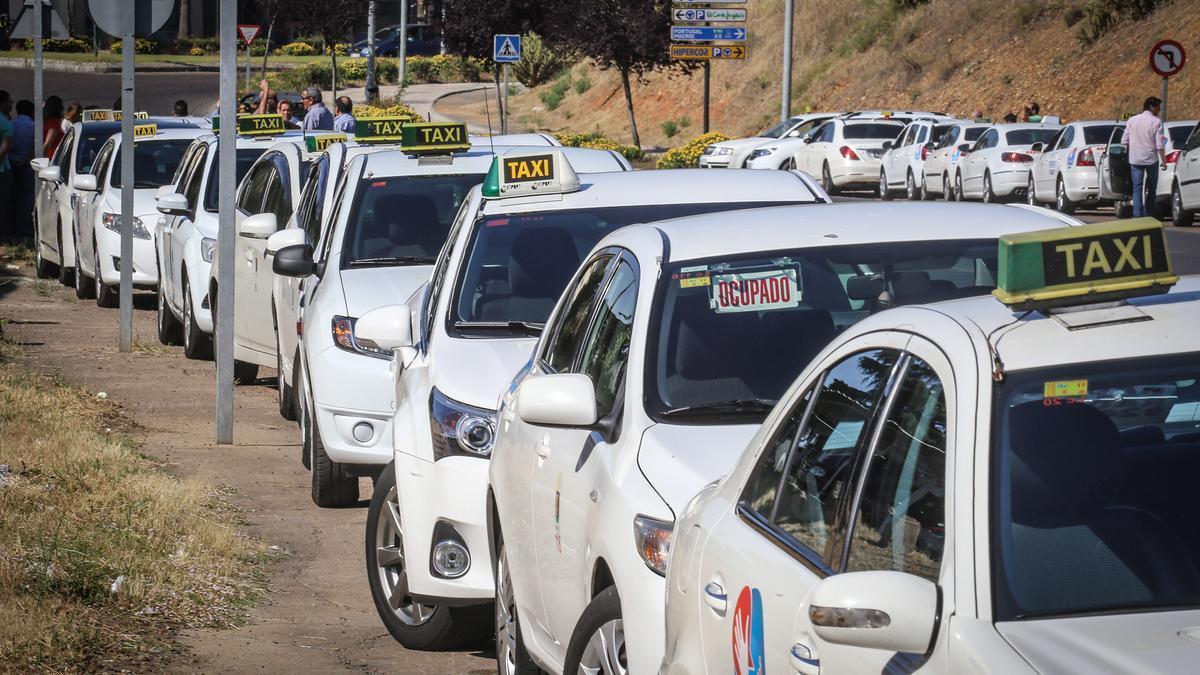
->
494 34 522 63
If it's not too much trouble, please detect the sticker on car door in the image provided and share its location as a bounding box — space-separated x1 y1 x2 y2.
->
733 586 766 675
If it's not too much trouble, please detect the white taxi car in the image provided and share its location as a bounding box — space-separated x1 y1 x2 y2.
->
879 118 962 201
487 201 1080 675
789 118 904 194
349 156 828 650
701 114 837 169
70 124 206 306
1157 120 1196 218
1167 121 1200 226
957 123 1060 203
661 218 1197 675
1026 120 1124 213
921 122 990 201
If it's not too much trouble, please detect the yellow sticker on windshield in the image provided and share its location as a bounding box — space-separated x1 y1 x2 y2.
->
1044 380 1088 399
680 276 711 288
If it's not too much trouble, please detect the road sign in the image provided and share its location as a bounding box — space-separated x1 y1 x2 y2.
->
1150 39 1186 78
671 26 746 42
9 0 68 39
672 8 747 22
86 0 173 37
671 44 747 60
237 24 261 46
494 34 522 63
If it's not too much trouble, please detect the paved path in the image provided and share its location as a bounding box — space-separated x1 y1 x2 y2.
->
334 82 496 134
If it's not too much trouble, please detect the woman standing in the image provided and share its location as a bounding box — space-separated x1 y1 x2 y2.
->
42 96 66 158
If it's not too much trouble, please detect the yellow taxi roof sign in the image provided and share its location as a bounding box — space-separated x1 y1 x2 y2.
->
482 149 581 199
83 109 113 122
212 114 287 136
133 123 158 138
993 218 1178 310
305 133 348 152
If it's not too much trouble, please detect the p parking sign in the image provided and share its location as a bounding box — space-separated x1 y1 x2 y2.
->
494 34 521 63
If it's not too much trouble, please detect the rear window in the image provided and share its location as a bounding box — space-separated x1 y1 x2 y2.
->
1005 129 1059 146
110 138 193 189
1083 125 1122 145
964 126 988 142
1169 124 1196 148
844 123 903 140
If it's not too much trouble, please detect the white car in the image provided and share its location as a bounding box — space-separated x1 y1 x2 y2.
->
1171 121 1200 226
153 124 307 359
956 123 1060 203
879 119 963 201
1158 120 1196 215
1100 119 1198 222
349 158 829 651
701 114 838 169
790 118 905 194
70 125 206 306
661 219 1197 675
1027 120 1124 213
921 122 990 201
487 201 1080 675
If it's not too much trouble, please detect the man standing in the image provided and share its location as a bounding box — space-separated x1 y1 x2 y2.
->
277 100 301 129
1121 96 1167 218
0 91 14 240
173 100 189 117
333 96 356 133
10 100 36 239
300 87 334 131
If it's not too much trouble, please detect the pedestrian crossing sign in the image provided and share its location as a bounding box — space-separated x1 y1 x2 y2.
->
494 34 522 63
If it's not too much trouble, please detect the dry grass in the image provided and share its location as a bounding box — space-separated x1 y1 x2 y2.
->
0 352 269 672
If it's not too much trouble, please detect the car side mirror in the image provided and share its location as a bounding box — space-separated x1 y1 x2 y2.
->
802 136 815 144
1029 142 1044 153
354 304 414 351
156 192 190 217
809 571 938 654
38 166 62 183
516 374 598 427
72 174 98 191
786 129 801 138
881 141 893 150
240 212 278 239
957 143 972 154
272 243 316 278
266 228 306 256
30 158 49 173
155 184 175 200
846 274 885 301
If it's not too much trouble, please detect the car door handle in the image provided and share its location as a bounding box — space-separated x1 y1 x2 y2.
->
244 248 254 263
534 437 551 460
703 581 727 614
790 642 820 674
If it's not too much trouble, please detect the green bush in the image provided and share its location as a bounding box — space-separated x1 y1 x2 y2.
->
510 33 566 88
406 56 439 82
556 132 644 162
539 77 571 111
657 132 730 169
276 41 317 56
40 36 92 53
661 120 679 138
110 38 159 54
1076 0 1167 45
573 76 591 95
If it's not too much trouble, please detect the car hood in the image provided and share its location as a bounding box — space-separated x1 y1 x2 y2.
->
997 610 1200 675
103 188 160 221
637 423 759 518
339 266 435 318
431 336 537 411
713 137 770 152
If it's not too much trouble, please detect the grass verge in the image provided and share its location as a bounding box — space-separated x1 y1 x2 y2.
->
0 338 270 671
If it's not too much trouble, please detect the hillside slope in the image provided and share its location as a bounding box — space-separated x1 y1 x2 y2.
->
488 0 1200 148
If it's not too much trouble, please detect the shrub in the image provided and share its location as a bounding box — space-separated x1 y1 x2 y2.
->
1076 0 1167 45
42 36 91 53
555 132 644 162
539 77 571 111
573 76 591 95
661 120 679 138
510 33 567 88
190 46 205 56
110 38 159 54
406 55 439 82
276 41 317 56
657 132 730 169
355 102 420 121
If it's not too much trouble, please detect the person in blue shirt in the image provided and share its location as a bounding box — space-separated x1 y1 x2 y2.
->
333 96 356 133
10 99 35 239
300 87 334 131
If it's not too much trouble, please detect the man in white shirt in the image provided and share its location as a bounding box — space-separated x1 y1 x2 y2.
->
1121 96 1167 218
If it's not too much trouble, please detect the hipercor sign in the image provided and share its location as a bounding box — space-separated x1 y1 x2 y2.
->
711 268 801 313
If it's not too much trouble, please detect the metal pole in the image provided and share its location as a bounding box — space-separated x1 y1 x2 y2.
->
1160 76 1169 128
397 0 408 91
365 0 377 103
33 0 42 160
703 61 710 133
118 10 135 353
502 64 509 134
245 41 251 94
781 0 794 122
216 0 237 444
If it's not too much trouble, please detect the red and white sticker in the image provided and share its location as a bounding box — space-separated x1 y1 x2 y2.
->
711 268 801 313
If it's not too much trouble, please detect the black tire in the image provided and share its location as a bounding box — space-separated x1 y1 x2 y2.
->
1116 201 1134 219
821 162 838 195
982 171 996 204
365 464 490 649
277 341 298 421
57 220 74 287
309 408 359 507
1027 176 1038 206
1173 183 1196 226
35 234 58 279
156 267 182 345
234 360 259 385
563 586 625 675
95 245 117 308
785 156 797 171
495 537 540 675
919 173 934 201
74 234 95 300
955 172 965 202
878 170 893 201
943 173 954 201
299 368 313 468
182 277 213 360
1055 176 1076 215
905 170 919 201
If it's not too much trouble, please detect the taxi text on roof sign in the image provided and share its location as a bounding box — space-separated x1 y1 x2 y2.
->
482 149 582 198
133 124 157 139
305 133 348 152
212 114 287 136
113 111 149 121
993 218 1179 310
401 122 470 155
354 117 407 143
83 109 112 122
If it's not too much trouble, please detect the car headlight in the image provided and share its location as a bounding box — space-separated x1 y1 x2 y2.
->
749 147 778 160
331 315 392 359
102 212 149 239
716 147 734 156
633 515 674 576
430 388 497 460
200 237 217 263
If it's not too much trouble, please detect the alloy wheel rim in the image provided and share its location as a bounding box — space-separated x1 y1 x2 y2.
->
373 484 434 626
1174 189 1182 218
1028 179 1036 205
906 174 915 199
578 618 626 675
1058 182 1065 210
879 172 887 195
496 546 519 675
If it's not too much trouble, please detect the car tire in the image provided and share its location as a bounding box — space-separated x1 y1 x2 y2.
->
365 464 490 649
157 279 183 345
57 220 75 287
943 173 954 201
309 409 359 508
1173 183 1196 227
95 246 118 308
1115 201 1134 219
563 586 625 675
234 360 259 385
74 234 95 300
982 171 996 204
299 367 313 468
495 538 540 675
878 170 893 201
277 338 297 421
1027 177 1038 206
1056 176 1076 215
182 277 213 360
35 233 58 279
785 157 797 171
955 172 965 202
905 171 919 201
821 162 838 195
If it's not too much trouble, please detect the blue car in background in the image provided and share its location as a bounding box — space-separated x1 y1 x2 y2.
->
351 23 440 57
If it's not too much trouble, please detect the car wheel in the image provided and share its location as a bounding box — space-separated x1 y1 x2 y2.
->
982 172 996 204
157 276 182 345
182 277 213 360
496 538 540 675
821 162 838 195
74 234 95 300
95 245 118 308
1115 200 1134 219
1056 176 1076 215
905 171 919 201
785 157 797 171
942 173 954 201
1173 183 1196 226
365 464 489 649
276 334 297 421
234 360 258 385
955 172 965 202
57 220 75 287
35 229 58 279
564 586 625 675
878 170 893 201
1027 176 1039 206
309 408 359 507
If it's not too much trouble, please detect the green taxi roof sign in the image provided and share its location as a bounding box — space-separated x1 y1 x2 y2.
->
305 133 349 152
212 114 287 136
354 117 407 143
993 218 1178 310
482 149 582 199
401 122 470 155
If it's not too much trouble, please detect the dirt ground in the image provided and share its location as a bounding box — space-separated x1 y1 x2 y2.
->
0 268 494 674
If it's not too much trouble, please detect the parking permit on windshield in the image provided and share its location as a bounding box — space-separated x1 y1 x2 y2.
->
1044 379 1088 399
711 268 801 313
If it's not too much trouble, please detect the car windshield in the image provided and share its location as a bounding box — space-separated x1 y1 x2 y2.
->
110 138 193 189
76 129 116 173
1169 124 1196 148
1004 129 1059 146
992 354 1200 621
341 174 482 268
843 123 902 140
1083 124 1122 145
204 148 267 211
761 119 800 139
648 240 1001 422
450 201 802 334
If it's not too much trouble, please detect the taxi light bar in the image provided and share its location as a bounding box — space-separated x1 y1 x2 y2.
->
993 218 1178 311
305 133 348 152
113 111 149 121
482 149 582 199
83 109 112 122
354 116 409 143
212 114 287 136
133 124 158 139
400 122 470 155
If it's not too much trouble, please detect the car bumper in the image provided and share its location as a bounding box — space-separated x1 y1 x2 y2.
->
96 227 157 287
1157 165 1176 199
188 258 214 333
831 156 883 187
616 568 669 674
1062 167 1101 203
698 156 731 168
992 168 1031 196
746 154 785 170
309 347 396 465
393 451 494 602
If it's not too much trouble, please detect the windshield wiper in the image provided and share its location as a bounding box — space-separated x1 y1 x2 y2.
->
660 397 778 418
453 320 544 336
349 255 436 267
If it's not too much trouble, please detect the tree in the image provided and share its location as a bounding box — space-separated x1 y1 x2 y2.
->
178 0 190 38
255 0 282 76
547 0 688 148
291 0 368 97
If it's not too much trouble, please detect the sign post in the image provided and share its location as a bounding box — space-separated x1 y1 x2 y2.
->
1149 39 1186 128
670 3 748 135
33 0 42 163
238 25 260 95
781 0 794 122
493 34 522 135
217 0 237 444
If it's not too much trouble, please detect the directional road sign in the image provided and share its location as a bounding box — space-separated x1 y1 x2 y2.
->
237 24 261 46
494 34 522 63
671 26 746 42
9 0 69 39
87 0 173 37
1150 39 1186 78
672 8 747 22
671 44 747 60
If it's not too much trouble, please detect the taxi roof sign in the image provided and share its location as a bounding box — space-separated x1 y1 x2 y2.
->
401 122 470 155
305 133 348 152
354 117 408 143
133 123 158 139
482 149 581 199
212 114 287 136
113 111 150 121
993 218 1178 310
83 109 113 122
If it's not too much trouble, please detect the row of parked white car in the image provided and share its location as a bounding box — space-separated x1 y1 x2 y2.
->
701 110 1200 224
24 109 1200 675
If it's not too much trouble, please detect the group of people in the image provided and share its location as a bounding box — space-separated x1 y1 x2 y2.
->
969 101 1046 124
252 80 356 133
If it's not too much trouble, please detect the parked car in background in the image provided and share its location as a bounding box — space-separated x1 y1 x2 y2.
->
956 123 1060 203
701 113 838 169
351 23 440 58
1027 120 1124 213
879 118 963 200
921 122 990 201
789 118 905 194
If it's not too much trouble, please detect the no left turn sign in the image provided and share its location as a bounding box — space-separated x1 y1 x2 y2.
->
1150 39 1186 78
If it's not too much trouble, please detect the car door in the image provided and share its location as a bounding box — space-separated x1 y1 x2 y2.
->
78 139 115 272
1099 125 1131 201
963 130 995 194
1179 125 1200 207
885 124 914 183
158 144 200 303
277 158 328 368
802 122 834 174
233 158 276 356
170 145 209 312
37 128 70 255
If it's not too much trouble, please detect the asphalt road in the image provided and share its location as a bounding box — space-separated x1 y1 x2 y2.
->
0 67 219 116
